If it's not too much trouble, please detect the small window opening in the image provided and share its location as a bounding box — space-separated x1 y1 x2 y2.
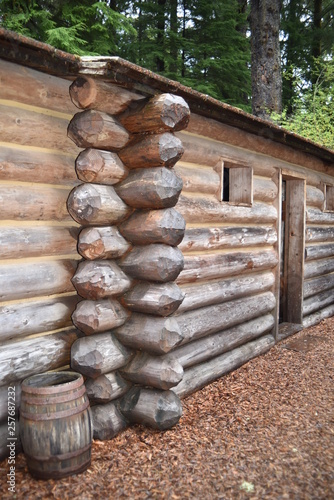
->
222 167 230 201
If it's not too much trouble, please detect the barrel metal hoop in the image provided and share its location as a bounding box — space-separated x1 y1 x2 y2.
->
20 399 90 421
21 385 86 405
21 372 83 395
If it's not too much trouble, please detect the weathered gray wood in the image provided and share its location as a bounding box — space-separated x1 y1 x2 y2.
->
304 273 334 298
173 334 275 399
72 298 129 335
68 110 130 150
305 243 334 261
72 260 131 300
67 183 132 226
176 250 278 285
120 387 182 430
75 148 129 185
253 177 278 202
91 402 128 441
122 282 185 316
118 244 184 282
306 185 325 209
71 332 133 378
119 93 190 133
119 208 185 246
0 260 76 302
307 208 334 224
303 289 334 316
303 303 334 328
305 226 334 243
179 225 277 253
78 226 131 260
69 76 144 114
176 292 276 345
116 167 183 209
172 314 274 368
85 372 131 404
118 132 184 169
0 330 80 386
0 295 80 343
121 353 184 390
304 258 334 280
178 271 275 312
114 314 184 355
0 383 21 422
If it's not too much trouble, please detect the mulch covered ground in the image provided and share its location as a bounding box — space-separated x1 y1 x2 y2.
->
1 318 333 499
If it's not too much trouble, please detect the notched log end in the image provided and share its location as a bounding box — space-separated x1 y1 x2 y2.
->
69 76 97 109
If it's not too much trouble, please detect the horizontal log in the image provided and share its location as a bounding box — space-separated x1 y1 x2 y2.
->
0 419 21 461
304 273 334 298
68 110 130 150
121 353 184 390
72 260 131 300
0 329 80 386
0 295 80 343
0 383 21 422
0 59 78 113
118 244 184 283
120 387 182 430
176 250 278 285
176 194 277 224
174 163 220 196
0 144 77 185
303 303 334 329
78 226 131 260
67 183 132 226
306 185 324 209
253 177 278 202
0 185 71 222
0 225 79 260
91 402 128 441
75 148 129 184
0 104 76 154
303 288 334 316
116 167 183 209
172 314 274 368
178 271 275 312
305 226 334 243
173 334 275 399
307 208 334 225
176 292 276 346
122 282 185 316
71 298 129 335
119 93 190 133
69 76 144 114
119 208 186 246
304 258 334 280
305 243 334 261
118 132 184 169
85 372 131 404
179 225 277 253
114 314 184 355
71 332 133 378
0 260 76 302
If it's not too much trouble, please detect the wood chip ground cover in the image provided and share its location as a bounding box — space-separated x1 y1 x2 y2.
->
1 318 333 499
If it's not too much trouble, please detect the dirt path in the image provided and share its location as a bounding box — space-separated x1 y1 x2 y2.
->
1 319 333 499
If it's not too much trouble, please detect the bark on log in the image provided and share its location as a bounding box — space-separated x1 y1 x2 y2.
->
121 353 184 390
68 110 130 150
119 93 190 133
179 226 277 253
171 314 274 369
176 194 277 224
78 226 131 260
85 372 131 404
75 148 129 185
118 244 184 282
304 273 334 298
122 282 185 316
173 334 275 399
72 260 132 300
67 183 132 226
307 208 334 225
72 298 129 335
69 76 144 114
0 383 21 422
0 330 80 386
114 314 184 355
116 167 183 209
176 292 276 345
120 387 182 430
118 132 184 169
119 208 185 246
306 185 325 209
71 332 133 378
304 258 334 280
0 295 80 343
303 303 334 328
176 250 278 285
305 243 334 261
178 271 275 312
305 226 334 243
91 402 128 441
303 289 334 316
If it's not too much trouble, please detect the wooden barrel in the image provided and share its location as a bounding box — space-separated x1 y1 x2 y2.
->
19 371 92 479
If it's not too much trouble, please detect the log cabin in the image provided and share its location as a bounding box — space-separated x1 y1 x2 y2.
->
1 28 334 459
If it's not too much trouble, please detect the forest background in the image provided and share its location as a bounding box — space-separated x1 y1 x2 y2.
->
0 0 333 149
